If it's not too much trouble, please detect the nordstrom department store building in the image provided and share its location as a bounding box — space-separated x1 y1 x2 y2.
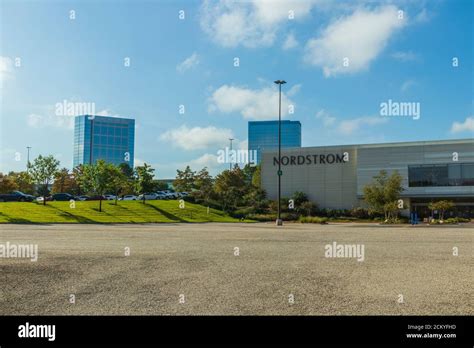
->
261 139 474 217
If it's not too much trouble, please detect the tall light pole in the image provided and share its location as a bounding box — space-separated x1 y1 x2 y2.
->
229 138 234 170
274 80 286 226
26 146 31 173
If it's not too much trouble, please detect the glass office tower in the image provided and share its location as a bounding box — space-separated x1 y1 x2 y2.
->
73 115 135 168
248 120 301 164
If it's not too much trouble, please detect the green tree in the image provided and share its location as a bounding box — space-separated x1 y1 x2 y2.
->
0 172 19 193
107 164 127 205
118 163 134 179
242 188 267 214
363 170 404 220
214 167 248 212
52 168 76 194
29 155 60 205
428 200 454 220
194 167 214 203
135 163 155 204
251 164 261 188
242 164 257 186
154 181 169 192
79 160 111 212
15 172 35 194
173 166 195 192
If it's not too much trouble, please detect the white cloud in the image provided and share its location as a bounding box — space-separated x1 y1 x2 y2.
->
338 116 388 135
176 52 200 73
315 109 336 127
414 8 430 23
237 138 248 150
208 84 295 120
26 114 45 128
304 5 406 77
282 33 298 50
287 84 301 96
160 125 234 150
0 56 14 86
450 117 474 134
26 113 75 129
392 51 418 62
200 0 316 48
401 79 416 92
96 109 120 117
189 153 220 168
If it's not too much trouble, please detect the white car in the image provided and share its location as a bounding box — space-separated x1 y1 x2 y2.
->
138 193 160 200
163 190 178 199
155 191 169 199
104 195 117 200
120 195 137 201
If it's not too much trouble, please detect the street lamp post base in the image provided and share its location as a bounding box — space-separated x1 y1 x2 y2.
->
276 218 283 226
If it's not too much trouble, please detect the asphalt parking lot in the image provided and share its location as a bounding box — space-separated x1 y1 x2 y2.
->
0 223 472 315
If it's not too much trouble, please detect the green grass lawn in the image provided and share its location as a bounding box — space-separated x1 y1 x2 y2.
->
0 200 250 223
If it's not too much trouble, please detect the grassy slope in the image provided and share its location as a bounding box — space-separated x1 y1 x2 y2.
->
0 200 249 223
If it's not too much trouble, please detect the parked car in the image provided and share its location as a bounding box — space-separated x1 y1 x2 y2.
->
155 191 168 199
120 195 137 201
179 192 189 198
0 191 36 202
104 194 117 201
162 190 177 199
87 195 106 201
75 195 89 201
137 193 161 200
51 193 75 201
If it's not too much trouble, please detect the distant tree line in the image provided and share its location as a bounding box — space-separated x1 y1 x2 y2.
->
0 155 460 222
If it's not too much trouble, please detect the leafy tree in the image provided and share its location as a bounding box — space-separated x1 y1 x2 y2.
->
154 181 169 192
251 164 261 188
242 188 267 214
363 170 404 220
29 155 60 205
214 167 248 212
193 167 214 203
135 163 155 204
52 168 77 194
118 163 134 179
107 164 127 205
242 164 257 186
0 172 18 193
79 160 111 211
173 166 195 192
7 171 34 194
428 200 454 220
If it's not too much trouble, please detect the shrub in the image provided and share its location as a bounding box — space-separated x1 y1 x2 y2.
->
231 207 256 219
350 207 370 219
299 201 318 216
299 216 328 224
433 217 471 224
246 213 275 222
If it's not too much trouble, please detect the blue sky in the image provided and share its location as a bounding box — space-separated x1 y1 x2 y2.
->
1 0 473 178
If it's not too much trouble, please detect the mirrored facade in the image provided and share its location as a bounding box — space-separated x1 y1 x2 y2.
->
248 120 301 164
73 115 135 168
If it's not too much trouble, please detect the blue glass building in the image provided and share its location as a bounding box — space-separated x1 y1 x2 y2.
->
73 115 135 168
248 120 301 164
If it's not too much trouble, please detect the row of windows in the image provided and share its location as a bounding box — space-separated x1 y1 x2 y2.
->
92 126 130 137
408 163 474 187
92 148 132 159
92 135 130 147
